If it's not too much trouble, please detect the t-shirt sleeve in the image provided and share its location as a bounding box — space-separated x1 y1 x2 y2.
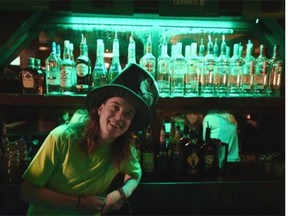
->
121 146 142 180
22 126 66 187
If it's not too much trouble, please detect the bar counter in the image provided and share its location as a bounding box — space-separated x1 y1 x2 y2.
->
0 169 284 215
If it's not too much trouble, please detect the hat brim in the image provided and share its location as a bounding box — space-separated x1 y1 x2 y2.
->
87 84 152 131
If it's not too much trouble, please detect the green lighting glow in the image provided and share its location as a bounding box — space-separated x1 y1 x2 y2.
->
43 13 255 34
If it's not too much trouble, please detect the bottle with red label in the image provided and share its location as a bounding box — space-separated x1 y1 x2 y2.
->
20 57 43 94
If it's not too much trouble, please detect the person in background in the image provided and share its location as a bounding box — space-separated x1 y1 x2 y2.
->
20 63 159 215
202 110 241 162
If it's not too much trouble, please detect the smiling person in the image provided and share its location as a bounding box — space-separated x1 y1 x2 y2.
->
20 63 159 215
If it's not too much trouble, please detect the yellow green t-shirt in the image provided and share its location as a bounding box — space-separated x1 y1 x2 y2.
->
23 124 142 215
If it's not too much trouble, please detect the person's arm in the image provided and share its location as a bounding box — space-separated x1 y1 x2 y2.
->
20 180 106 214
122 173 141 198
102 173 141 214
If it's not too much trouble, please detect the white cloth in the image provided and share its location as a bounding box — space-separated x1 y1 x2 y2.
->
203 113 241 162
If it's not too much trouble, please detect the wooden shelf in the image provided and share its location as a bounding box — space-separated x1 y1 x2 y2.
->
155 96 285 112
0 93 86 108
0 94 284 112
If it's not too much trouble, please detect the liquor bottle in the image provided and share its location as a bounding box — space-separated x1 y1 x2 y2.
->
215 35 229 95
253 44 269 95
213 38 219 59
268 45 283 96
75 35 92 94
108 33 122 82
181 125 201 178
170 42 187 96
170 124 183 177
185 42 199 95
56 44 62 62
197 38 205 95
34 58 45 94
20 57 41 94
142 127 155 176
0 120 9 158
60 40 75 94
241 40 255 95
156 121 168 174
201 122 218 181
140 35 156 77
69 42 77 90
45 42 61 94
127 34 136 64
228 43 242 95
92 39 107 88
167 116 176 158
157 34 171 96
203 35 216 95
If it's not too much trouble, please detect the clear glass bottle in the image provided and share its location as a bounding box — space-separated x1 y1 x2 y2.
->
157 34 171 96
45 42 61 94
170 42 187 96
140 34 156 77
76 35 92 94
253 44 269 95
56 44 62 62
197 38 205 95
127 34 136 65
203 35 216 95
268 45 283 96
93 39 107 88
241 40 255 95
108 33 122 82
213 38 219 59
215 35 230 95
60 40 75 94
228 43 242 96
185 42 199 95
69 42 77 90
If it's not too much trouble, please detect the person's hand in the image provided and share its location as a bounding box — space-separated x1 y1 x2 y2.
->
78 195 106 214
101 190 125 214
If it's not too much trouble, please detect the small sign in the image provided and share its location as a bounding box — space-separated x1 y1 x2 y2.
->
159 0 219 17
71 0 134 15
0 0 49 11
242 0 284 19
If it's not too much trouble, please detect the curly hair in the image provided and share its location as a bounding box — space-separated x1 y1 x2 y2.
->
70 108 134 170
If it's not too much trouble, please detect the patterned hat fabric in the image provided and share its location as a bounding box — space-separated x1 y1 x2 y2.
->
87 63 159 131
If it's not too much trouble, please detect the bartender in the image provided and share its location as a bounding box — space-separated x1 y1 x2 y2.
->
202 110 241 162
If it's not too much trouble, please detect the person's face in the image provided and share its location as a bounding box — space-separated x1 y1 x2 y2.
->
97 97 136 142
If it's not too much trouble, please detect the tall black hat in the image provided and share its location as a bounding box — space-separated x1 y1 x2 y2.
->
87 63 159 131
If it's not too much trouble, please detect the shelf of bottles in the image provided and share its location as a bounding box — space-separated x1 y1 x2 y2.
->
14 13 283 98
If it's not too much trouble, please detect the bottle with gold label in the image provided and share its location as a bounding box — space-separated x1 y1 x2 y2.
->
201 122 218 181
181 124 201 179
76 35 92 94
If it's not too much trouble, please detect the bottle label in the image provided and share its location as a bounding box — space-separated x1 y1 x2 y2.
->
142 152 154 172
186 152 200 174
47 67 60 85
76 63 89 77
60 66 73 87
22 71 34 88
